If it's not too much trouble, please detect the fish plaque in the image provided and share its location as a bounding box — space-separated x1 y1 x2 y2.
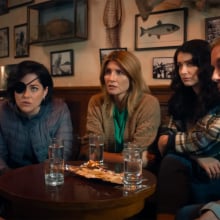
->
135 8 188 50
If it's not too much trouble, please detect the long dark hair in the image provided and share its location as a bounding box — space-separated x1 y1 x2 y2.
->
169 39 220 123
6 60 53 104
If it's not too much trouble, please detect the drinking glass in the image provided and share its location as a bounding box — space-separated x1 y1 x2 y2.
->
45 138 64 186
123 145 142 192
89 133 104 164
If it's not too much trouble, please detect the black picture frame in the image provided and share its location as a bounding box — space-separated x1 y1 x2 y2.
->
135 8 188 51
8 0 34 9
0 0 8 15
205 16 220 44
14 23 29 58
50 50 74 77
153 57 174 79
0 27 9 58
99 48 127 64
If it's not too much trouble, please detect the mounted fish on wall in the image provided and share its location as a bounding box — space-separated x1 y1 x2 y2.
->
139 20 180 39
134 7 188 50
135 0 220 21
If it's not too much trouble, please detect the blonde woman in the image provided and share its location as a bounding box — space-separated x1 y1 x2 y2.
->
80 50 161 166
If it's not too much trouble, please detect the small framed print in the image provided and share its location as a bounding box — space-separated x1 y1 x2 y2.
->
99 48 127 64
153 57 174 79
50 50 74 77
0 27 9 58
14 23 29 58
135 8 188 50
205 16 220 44
0 0 8 15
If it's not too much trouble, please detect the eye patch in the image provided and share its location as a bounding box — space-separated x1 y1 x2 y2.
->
14 76 39 94
14 82 26 93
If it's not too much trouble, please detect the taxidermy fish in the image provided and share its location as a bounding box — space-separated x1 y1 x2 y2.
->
140 20 180 39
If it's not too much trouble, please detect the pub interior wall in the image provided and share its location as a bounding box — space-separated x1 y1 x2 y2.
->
0 0 220 87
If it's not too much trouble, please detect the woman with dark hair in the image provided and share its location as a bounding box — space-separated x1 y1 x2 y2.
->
0 60 73 175
79 50 161 166
155 39 220 220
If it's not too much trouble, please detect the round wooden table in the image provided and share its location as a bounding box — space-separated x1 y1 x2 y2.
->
0 161 156 220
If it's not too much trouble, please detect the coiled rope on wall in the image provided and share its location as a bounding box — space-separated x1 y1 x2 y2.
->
103 0 122 48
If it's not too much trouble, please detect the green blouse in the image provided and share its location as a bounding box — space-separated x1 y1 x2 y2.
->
113 106 128 152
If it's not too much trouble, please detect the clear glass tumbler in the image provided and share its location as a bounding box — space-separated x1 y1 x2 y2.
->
123 146 142 192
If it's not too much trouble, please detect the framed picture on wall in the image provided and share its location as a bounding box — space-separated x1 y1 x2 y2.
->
14 23 29 58
0 27 9 58
50 50 74 77
135 8 188 50
8 0 34 9
205 16 220 44
153 57 174 79
99 48 127 64
0 0 8 15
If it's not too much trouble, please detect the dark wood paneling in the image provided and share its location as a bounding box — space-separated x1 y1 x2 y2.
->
53 86 101 136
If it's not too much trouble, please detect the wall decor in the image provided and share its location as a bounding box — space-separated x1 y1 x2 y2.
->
205 16 220 44
0 64 17 90
14 23 29 58
0 0 8 15
135 8 188 50
50 50 74 77
153 57 174 79
8 0 34 9
99 48 127 64
28 0 88 46
0 27 9 58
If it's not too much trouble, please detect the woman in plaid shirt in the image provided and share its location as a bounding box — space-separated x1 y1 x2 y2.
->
156 39 220 220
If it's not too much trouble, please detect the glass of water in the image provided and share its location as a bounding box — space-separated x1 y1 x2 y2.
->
123 145 142 192
89 133 104 165
45 138 64 186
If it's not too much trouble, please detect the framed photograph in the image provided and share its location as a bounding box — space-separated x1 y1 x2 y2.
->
0 64 17 90
205 16 220 44
135 8 188 50
14 23 29 58
99 48 127 64
0 27 9 58
0 0 8 15
50 50 74 77
153 57 174 79
8 0 34 9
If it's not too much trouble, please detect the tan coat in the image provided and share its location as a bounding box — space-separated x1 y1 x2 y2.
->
86 93 161 153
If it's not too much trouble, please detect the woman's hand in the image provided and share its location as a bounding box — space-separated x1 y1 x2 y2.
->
196 157 220 179
195 210 218 220
103 152 123 164
157 135 169 156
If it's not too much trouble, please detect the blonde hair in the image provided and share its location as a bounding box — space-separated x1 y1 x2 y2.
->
99 50 150 117
211 37 220 50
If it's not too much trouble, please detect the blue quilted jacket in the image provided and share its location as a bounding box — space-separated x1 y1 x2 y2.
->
0 98 73 171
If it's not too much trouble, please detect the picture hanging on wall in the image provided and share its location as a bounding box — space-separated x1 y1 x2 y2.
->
50 49 74 77
99 48 127 64
205 16 220 44
14 23 29 58
0 64 17 90
153 57 174 79
0 27 9 58
135 8 188 50
0 0 8 15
